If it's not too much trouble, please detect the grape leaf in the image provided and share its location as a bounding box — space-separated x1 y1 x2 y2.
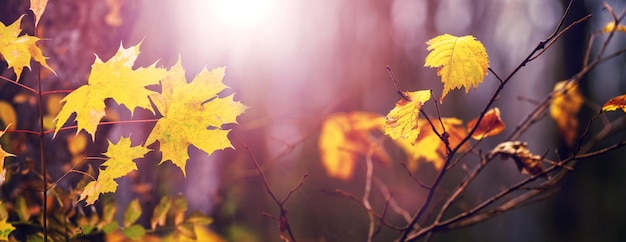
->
385 90 431 144
467 107 506 140
30 0 50 27
490 141 546 177
318 112 390 180
393 118 468 171
424 34 489 102
54 42 170 139
146 59 247 176
602 94 626 112
0 218 15 240
0 15 54 81
79 136 151 205
550 81 583 146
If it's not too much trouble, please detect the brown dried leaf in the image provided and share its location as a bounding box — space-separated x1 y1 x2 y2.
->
490 141 546 177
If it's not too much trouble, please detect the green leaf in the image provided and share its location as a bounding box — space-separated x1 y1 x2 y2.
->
102 200 116 223
151 196 171 229
16 196 29 221
122 224 146 240
186 211 213 225
123 198 141 227
172 195 188 225
102 221 119 234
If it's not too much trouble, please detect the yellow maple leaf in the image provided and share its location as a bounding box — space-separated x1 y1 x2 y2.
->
318 112 390 180
0 15 54 81
550 81 583 147
385 90 431 144
79 136 151 205
0 218 15 240
467 107 506 140
30 0 50 27
602 94 626 113
54 42 170 139
146 59 247 176
424 34 489 102
393 118 468 171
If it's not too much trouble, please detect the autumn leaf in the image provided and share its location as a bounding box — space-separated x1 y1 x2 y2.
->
467 107 506 140
0 127 15 180
550 81 583 146
30 0 50 27
393 118 468 171
602 22 626 33
0 218 15 240
146 59 247 176
0 15 54 81
318 112 390 180
385 90 431 144
424 34 489 102
489 141 546 177
54 42 170 139
0 101 16 131
79 136 151 205
602 94 626 112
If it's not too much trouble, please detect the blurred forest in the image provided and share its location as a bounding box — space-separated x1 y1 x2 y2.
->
1 0 626 241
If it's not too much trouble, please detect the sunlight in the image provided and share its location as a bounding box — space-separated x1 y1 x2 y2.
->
190 0 280 31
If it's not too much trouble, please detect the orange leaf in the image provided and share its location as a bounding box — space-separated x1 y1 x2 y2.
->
393 118 468 171
384 90 431 144
602 22 626 33
550 81 583 146
318 112 389 180
602 94 626 113
467 107 505 140
424 34 489 102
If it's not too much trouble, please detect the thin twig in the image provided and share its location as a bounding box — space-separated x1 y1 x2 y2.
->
386 66 410 101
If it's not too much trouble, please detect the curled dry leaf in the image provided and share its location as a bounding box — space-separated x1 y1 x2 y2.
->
489 141 547 177
318 112 390 180
393 118 468 171
602 94 626 113
384 90 431 144
550 81 583 146
424 34 489 102
467 107 505 140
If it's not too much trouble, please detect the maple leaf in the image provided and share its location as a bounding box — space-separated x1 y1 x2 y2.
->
550 81 583 146
30 0 50 27
467 107 506 140
393 118 468 171
424 34 489 102
0 15 54 81
79 136 151 205
602 94 626 112
489 141 546 177
385 90 431 144
0 218 15 240
54 42 170 139
146 59 247 176
318 112 390 180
